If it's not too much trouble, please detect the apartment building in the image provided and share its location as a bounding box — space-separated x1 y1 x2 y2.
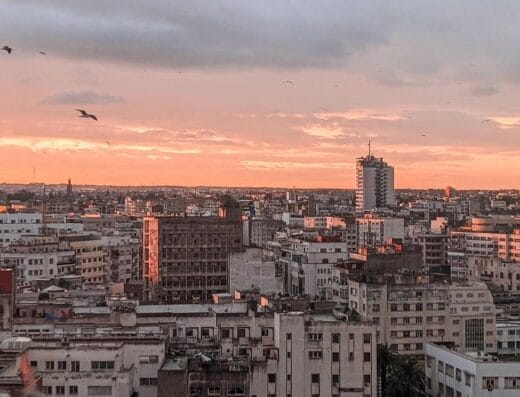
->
413 233 448 275
59 234 108 285
355 153 395 212
496 321 520 356
356 215 404 248
277 237 349 300
0 240 74 290
142 213 243 303
28 337 166 397
242 218 285 248
348 277 496 357
425 342 520 397
0 213 42 247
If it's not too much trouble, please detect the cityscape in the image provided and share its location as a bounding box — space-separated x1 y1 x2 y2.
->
1 2 520 397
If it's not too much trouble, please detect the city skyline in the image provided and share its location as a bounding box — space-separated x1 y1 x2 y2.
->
1 1 520 189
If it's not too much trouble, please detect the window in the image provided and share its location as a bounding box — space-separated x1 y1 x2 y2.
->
140 378 158 386
311 374 320 383
237 328 247 338
364 374 371 384
30 361 37 367
308 333 323 341
88 386 112 396
69 386 78 395
56 386 65 395
332 352 339 362
45 361 54 370
91 361 115 370
42 386 52 395
372 304 380 312
456 368 462 381
363 334 371 344
208 386 221 396
332 333 340 343
286 333 292 340
363 352 371 362
57 361 66 370
308 351 323 359
71 361 80 372
332 374 339 383
268 374 276 383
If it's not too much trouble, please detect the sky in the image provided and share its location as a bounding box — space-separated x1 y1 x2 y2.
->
0 1 519 189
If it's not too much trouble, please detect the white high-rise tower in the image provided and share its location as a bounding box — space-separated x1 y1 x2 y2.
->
355 141 395 212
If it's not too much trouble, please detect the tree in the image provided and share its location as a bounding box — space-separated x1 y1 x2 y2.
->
387 356 426 397
377 344 398 397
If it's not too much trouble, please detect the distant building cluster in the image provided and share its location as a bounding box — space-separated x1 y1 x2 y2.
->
0 156 519 396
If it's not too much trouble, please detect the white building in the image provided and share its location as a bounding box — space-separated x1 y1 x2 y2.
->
278 238 349 299
356 215 404 248
496 321 520 356
28 338 165 397
355 153 395 212
228 248 283 295
425 342 520 397
258 311 377 397
0 212 42 247
348 279 496 357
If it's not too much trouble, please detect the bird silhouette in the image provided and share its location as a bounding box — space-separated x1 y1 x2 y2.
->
1 46 12 54
39 51 47 55
105 140 111 146
75 109 98 121
282 80 294 85
420 133 427 136
482 119 491 124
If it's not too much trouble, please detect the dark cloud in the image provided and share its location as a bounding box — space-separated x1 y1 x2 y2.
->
469 85 501 97
41 90 124 105
0 1 518 84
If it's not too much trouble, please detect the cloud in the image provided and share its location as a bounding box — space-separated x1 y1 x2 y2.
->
41 90 124 105
300 124 346 139
313 110 405 122
469 85 500 97
241 160 353 170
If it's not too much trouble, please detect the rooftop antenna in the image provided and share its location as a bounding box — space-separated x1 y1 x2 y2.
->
32 166 36 182
368 139 372 156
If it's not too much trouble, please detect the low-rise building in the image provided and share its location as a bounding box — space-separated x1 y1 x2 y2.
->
425 342 520 397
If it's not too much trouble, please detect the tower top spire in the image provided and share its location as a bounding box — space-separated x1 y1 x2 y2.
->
368 139 372 156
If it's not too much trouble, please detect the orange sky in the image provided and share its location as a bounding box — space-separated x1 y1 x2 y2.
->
1 2 519 189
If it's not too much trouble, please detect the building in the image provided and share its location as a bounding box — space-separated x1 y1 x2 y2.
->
27 337 165 397
157 307 377 397
355 151 395 212
496 321 520 356
0 239 75 290
277 236 349 300
356 215 404 248
348 277 496 357
413 233 448 275
0 213 42 247
242 218 285 248
143 214 243 303
228 248 283 295
425 342 520 397
59 234 108 285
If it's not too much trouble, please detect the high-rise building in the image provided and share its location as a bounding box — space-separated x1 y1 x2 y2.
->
355 146 395 212
143 211 243 303
66 178 72 196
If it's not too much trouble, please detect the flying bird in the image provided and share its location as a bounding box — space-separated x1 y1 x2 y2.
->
420 133 427 136
482 119 491 124
1 46 12 54
39 51 47 55
75 109 98 121
105 141 111 146
282 80 294 85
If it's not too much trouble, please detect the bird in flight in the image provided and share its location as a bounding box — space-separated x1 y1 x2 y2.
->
1 46 12 54
420 133 427 136
282 80 294 85
105 141 111 146
482 119 491 123
75 109 98 121
39 51 47 55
